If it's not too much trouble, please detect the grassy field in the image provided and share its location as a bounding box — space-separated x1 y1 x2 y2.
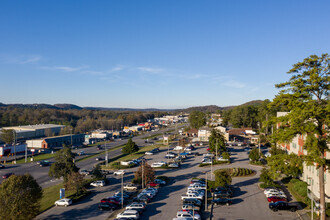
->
39 179 94 213
101 144 167 170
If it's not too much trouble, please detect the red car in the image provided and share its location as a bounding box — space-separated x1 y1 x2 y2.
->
2 173 14 179
267 196 287 203
147 182 160 188
206 147 210 151
100 197 120 205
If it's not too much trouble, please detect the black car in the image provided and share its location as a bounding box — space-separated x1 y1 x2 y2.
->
98 202 117 211
214 191 231 198
39 161 50 167
211 198 232 206
269 201 298 212
0 164 5 169
97 145 103 150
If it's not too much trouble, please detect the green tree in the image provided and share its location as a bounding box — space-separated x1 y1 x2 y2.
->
189 111 206 129
0 174 43 220
0 129 14 144
48 144 78 182
222 152 230 160
215 170 232 187
249 148 260 162
122 138 139 154
271 53 329 220
64 172 86 195
208 129 226 155
91 164 104 180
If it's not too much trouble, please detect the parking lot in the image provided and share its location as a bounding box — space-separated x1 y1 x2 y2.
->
110 143 300 220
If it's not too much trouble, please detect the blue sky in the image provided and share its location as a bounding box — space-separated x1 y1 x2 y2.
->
1 0 329 109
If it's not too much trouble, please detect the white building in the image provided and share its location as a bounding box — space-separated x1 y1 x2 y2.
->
276 112 330 205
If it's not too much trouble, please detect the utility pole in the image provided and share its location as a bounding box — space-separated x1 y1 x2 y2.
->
216 139 218 160
258 122 261 156
25 145 27 163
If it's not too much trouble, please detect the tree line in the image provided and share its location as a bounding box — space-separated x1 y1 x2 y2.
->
0 108 166 133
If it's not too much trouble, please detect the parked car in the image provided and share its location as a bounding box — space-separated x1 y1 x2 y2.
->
116 209 140 219
201 158 212 164
154 179 166 185
0 164 5 169
125 202 146 213
168 163 180 168
101 197 120 206
55 198 72 207
151 162 167 168
133 195 151 204
113 170 125 175
176 210 201 220
147 182 160 188
124 184 139 191
211 198 232 206
2 173 14 179
269 201 298 212
165 152 177 158
91 180 105 187
98 202 117 211
174 146 183 151
267 196 287 203
182 204 201 212
264 188 281 194
182 198 202 207
265 191 287 198
79 170 90 176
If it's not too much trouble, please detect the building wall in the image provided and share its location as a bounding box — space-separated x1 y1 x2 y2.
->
277 112 330 203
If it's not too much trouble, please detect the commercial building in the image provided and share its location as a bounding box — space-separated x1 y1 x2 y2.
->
26 134 85 149
276 112 330 206
1 124 65 140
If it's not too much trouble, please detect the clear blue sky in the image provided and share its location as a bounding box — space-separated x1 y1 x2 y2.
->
1 0 329 109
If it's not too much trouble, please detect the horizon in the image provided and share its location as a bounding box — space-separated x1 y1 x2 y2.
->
1 1 329 108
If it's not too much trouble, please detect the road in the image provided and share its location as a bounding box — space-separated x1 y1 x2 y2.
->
0 125 180 188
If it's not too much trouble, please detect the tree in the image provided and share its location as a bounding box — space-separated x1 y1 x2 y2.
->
249 148 260 162
215 170 232 187
134 162 155 186
65 172 86 195
267 153 303 179
48 144 78 182
189 111 206 129
91 164 104 180
0 174 43 220
208 129 226 155
0 129 14 144
222 152 230 160
271 53 329 220
122 138 139 154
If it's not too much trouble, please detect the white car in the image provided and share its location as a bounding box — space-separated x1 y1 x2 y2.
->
90 180 105 187
168 163 179 168
264 188 281 194
126 202 146 212
174 146 183 151
176 210 201 220
54 198 72 207
265 152 272 157
113 170 125 175
265 191 287 198
116 209 140 219
145 151 154 155
151 162 167 168
217 156 229 161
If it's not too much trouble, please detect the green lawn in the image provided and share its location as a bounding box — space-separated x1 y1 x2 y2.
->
15 153 55 164
40 179 94 213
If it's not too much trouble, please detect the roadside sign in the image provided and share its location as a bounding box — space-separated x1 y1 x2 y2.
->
60 188 65 199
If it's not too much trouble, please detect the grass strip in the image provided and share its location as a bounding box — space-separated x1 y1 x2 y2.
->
15 153 55 164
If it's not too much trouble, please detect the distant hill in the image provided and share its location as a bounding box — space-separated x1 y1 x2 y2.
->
0 100 266 112
84 107 173 112
54 104 83 110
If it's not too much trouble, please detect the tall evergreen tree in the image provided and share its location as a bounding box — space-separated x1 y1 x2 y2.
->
122 138 139 154
271 53 329 220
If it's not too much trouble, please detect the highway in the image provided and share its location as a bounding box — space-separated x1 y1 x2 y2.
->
0 126 180 188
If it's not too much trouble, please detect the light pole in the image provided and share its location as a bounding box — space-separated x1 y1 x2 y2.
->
205 172 208 211
105 141 108 167
307 179 313 220
121 173 124 208
258 122 261 156
70 128 73 147
141 160 144 189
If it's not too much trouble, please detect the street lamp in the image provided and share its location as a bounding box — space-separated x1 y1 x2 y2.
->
121 173 124 209
307 178 314 220
205 172 208 211
257 122 261 156
12 130 16 163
